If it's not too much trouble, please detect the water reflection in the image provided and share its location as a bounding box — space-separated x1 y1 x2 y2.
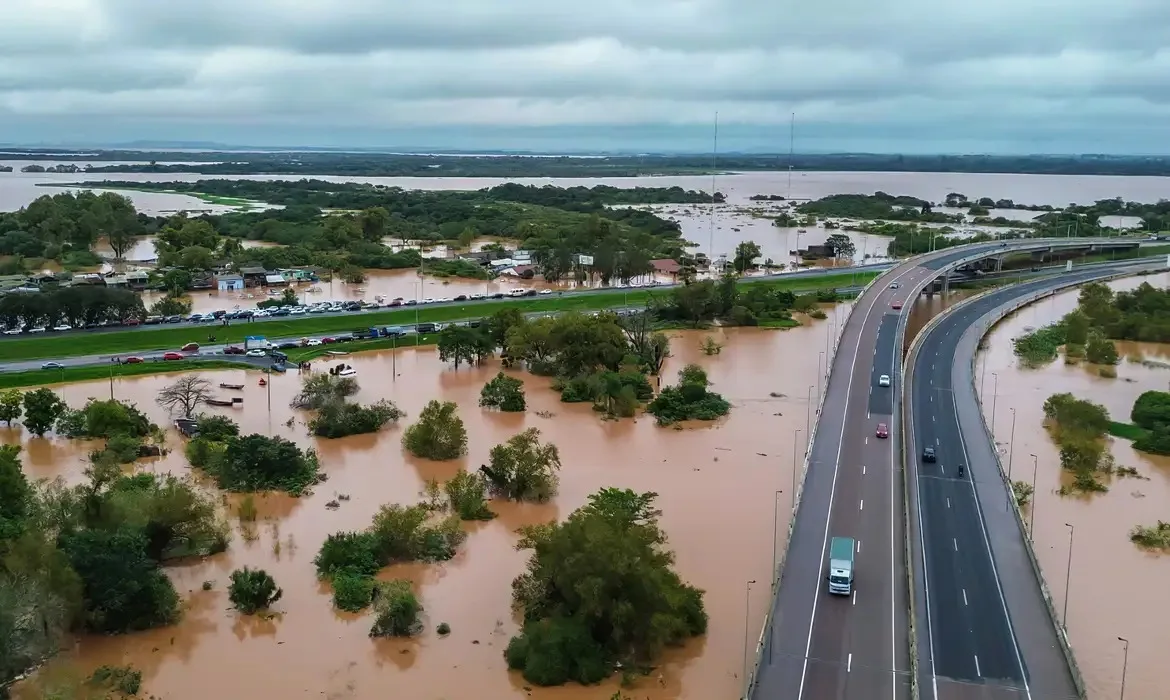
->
976 272 1170 700
13 318 845 699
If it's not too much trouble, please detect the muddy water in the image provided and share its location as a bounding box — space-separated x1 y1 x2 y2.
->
976 272 1170 700
11 315 848 700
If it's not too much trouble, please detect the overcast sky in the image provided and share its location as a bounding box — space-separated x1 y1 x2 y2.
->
1 0 1167 154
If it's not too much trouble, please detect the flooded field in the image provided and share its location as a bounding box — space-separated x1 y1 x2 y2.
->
976 272 1170 700
10 317 845 700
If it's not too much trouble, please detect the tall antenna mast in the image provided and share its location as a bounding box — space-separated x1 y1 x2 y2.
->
708 112 719 265
787 112 795 201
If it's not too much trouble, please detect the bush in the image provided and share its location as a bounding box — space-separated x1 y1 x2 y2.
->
88 665 142 696
646 364 731 426
369 579 423 637
505 616 610 686
444 470 495 521
195 414 240 442
1086 333 1119 365
314 531 381 579
480 428 560 503
290 373 360 410
228 567 282 614
1131 391 1170 431
208 433 321 495
480 372 526 412
309 399 404 438
101 473 230 560
402 400 467 460
437 622 451 635
332 572 377 612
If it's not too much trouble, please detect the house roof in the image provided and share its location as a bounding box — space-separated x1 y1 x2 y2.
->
650 259 681 274
265 274 286 284
217 274 244 282
239 266 267 275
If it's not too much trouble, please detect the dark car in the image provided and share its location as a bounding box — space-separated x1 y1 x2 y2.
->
404 299 418 306
875 423 889 439
278 341 299 350
491 293 505 299
181 342 200 352
454 294 468 302
165 315 183 324
922 447 937 463
224 345 245 355
416 322 438 333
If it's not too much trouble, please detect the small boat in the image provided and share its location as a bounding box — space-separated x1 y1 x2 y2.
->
326 350 349 356
219 383 245 390
206 397 242 407
338 368 357 377
258 378 267 386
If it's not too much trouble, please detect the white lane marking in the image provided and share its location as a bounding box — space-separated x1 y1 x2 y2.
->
848 653 853 673
857 540 862 553
863 465 867 475
859 500 865 511
947 498 951 508
796 262 921 700
936 437 940 445
865 437 869 445
974 654 981 677
853 590 857 606
949 323 1033 699
953 538 958 551
963 589 968 606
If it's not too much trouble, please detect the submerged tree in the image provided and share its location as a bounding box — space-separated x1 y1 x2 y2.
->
402 400 468 460
228 567 283 614
156 375 213 418
479 428 560 503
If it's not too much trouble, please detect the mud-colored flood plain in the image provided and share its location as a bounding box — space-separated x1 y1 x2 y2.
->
977 272 1170 700
9 317 845 700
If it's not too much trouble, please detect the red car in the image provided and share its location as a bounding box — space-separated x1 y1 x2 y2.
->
876 423 889 439
122 318 141 326
163 352 183 361
124 356 144 364
891 301 903 310
321 337 336 344
224 345 244 355
181 342 200 352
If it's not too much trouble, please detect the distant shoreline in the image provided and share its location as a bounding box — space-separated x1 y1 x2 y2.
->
8 150 1170 178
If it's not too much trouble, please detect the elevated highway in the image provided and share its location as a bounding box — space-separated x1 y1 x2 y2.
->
745 237 1149 700
904 258 1165 699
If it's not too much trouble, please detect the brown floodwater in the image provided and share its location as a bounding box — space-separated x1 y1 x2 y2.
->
976 272 1170 700
11 315 847 700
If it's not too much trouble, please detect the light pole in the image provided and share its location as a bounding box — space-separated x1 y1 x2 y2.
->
1118 636 1130 700
793 429 802 500
991 372 1000 439
818 351 825 400
771 491 784 588
1063 523 1074 630
806 385 814 436
1006 407 1017 486
980 350 989 403
742 579 757 700
1029 454 1038 538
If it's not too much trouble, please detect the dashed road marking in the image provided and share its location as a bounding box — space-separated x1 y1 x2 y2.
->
859 500 864 511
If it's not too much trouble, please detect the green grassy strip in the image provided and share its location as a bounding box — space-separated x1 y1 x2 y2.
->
0 272 878 363
0 360 258 390
1108 421 1149 442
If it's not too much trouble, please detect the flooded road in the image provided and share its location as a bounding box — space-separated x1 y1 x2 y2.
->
10 315 846 700
976 272 1170 700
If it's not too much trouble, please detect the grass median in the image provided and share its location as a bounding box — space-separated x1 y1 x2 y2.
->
0 359 258 390
0 271 878 363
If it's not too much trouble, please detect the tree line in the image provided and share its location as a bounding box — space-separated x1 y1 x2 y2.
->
0 190 143 274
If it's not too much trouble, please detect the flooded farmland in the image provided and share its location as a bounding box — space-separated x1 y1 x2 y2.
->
976 272 1170 700
9 316 845 700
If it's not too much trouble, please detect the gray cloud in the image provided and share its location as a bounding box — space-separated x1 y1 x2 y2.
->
1 0 1169 152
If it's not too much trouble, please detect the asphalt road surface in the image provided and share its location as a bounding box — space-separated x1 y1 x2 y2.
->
905 262 1161 700
749 240 1145 700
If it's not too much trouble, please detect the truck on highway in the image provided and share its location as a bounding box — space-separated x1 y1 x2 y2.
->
827 536 856 595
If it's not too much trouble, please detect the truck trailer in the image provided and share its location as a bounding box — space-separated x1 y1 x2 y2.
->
827 536 855 595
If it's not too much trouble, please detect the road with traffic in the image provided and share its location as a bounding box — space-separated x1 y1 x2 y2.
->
904 262 1161 699
748 242 1152 700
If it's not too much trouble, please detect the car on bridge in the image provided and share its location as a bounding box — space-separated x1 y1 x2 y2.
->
922 446 936 462
878 374 891 387
891 301 903 310
875 423 888 439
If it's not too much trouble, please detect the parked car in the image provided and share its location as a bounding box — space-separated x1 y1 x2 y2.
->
306 338 322 346
245 348 267 357
224 345 245 355
416 322 438 333
876 423 889 439
124 356 144 364
540 289 553 295
163 352 183 361
181 342 200 352
41 361 64 370
165 315 183 324
51 324 72 331
321 337 336 344
122 318 140 326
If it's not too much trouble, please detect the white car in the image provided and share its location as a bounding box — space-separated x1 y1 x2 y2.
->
245 348 267 357
289 307 306 315
306 339 322 346
52 324 72 331
423 298 435 304
3 328 21 335
878 374 891 387
29 327 46 333
539 289 553 295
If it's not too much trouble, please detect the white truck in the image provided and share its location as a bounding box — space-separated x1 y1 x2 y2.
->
827 536 856 595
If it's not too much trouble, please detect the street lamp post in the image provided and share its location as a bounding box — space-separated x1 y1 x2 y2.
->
793 429 802 501
980 350 989 401
742 580 757 699
991 372 1000 439
1006 407 1018 487
806 385 814 435
818 351 825 400
771 491 784 589
1029 454 1038 539
1063 523 1075 630
1118 636 1130 700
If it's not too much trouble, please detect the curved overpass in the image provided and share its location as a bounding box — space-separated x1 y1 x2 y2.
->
745 237 1154 700
904 260 1165 700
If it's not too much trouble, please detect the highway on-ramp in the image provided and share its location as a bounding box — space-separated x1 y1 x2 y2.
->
906 261 1162 700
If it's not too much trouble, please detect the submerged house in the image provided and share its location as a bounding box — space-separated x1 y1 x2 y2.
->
216 273 245 292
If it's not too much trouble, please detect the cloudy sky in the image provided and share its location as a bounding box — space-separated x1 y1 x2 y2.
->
1 0 1167 154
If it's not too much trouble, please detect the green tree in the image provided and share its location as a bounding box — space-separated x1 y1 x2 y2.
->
437 326 492 369
290 373 359 410
369 579 422 637
732 241 762 274
402 400 468 460
646 364 731 426
309 400 404 438
0 389 22 424
486 307 526 348
210 434 321 494
825 233 856 260
505 488 706 686
1085 332 1119 365
1132 391 1170 431
149 295 193 317
480 428 561 503
0 445 30 542
1042 393 1110 439
161 268 193 296
358 207 389 242
479 372 526 412
22 388 65 436
1063 309 1091 346
60 527 180 633
194 414 241 442
444 470 495 521
228 567 283 614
